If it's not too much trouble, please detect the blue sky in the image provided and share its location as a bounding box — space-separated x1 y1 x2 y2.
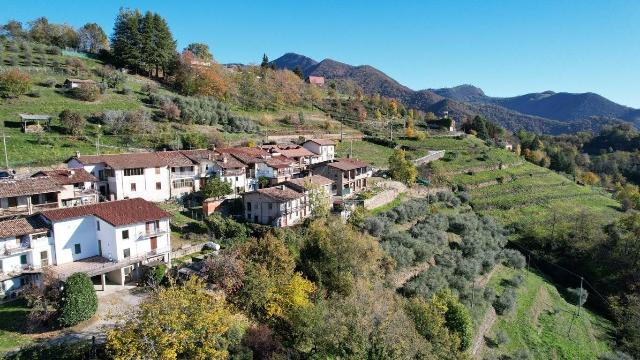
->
3 0 640 107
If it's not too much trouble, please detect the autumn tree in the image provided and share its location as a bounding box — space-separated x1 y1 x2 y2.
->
59 109 86 136
299 218 383 296
174 50 228 99
77 23 109 53
186 42 213 61
579 171 600 186
106 277 247 360
388 149 417 186
233 232 315 325
22 268 62 328
0 68 31 98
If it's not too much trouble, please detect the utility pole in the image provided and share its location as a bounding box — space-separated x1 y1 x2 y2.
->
567 276 584 336
340 121 343 142
2 131 8 170
349 138 353 158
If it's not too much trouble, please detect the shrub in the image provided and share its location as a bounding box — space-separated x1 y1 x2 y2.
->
36 55 47 66
144 264 167 287
121 86 132 95
600 351 636 360
141 82 159 94
483 286 497 303
493 288 516 315
512 349 532 360
102 110 127 134
495 329 509 346
0 68 31 98
45 78 57 88
161 100 181 121
46 46 62 55
8 55 18 66
58 273 98 327
502 249 526 269
565 287 588 306
97 82 108 94
504 274 525 288
59 110 86 136
71 83 101 102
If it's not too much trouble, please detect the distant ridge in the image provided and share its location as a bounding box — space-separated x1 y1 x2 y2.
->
271 52 637 134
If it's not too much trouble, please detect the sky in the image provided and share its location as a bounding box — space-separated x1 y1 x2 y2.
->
3 0 640 107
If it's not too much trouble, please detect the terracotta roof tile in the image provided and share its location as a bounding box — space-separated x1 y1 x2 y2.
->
285 175 333 189
70 153 168 170
0 216 49 238
40 198 170 226
32 169 97 185
0 177 62 198
155 151 197 167
305 138 336 146
253 186 304 202
327 158 370 171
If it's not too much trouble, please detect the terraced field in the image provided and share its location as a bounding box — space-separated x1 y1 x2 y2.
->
480 266 614 360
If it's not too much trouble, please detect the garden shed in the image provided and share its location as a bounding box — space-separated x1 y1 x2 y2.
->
19 114 51 133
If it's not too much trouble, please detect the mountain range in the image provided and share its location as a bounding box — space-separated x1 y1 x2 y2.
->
271 53 639 134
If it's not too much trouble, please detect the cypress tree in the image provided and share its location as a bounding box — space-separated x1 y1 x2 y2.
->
261 53 269 68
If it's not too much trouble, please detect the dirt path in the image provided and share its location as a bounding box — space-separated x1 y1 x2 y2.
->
471 307 497 358
391 258 434 289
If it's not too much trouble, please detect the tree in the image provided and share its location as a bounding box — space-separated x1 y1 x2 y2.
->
59 110 85 136
111 9 143 72
1 20 25 39
388 149 417 186
28 17 51 44
202 249 245 294
77 23 109 53
234 233 315 325
202 178 233 200
293 65 304 79
579 171 600 186
405 298 465 358
22 268 62 328
57 273 97 327
186 42 213 61
299 218 383 296
432 290 473 351
261 53 270 68
0 68 31 98
106 277 247 360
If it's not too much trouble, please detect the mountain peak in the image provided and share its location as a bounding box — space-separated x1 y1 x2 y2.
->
431 84 486 102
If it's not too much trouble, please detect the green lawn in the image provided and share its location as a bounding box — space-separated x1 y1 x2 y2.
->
0 299 33 353
336 140 395 168
481 267 614 359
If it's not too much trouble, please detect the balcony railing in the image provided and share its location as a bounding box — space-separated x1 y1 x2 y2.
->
2 245 30 256
171 171 196 177
0 202 57 218
137 229 168 240
72 188 99 197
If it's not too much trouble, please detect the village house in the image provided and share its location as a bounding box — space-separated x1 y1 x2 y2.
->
302 139 336 164
0 198 171 298
256 157 300 186
32 169 99 207
314 158 372 197
205 153 248 195
0 217 51 298
283 174 334 209
154 151 201 199
262 144 318 170
242 185 308 227
306 75 325 86
217 147 272 191
67 152 171 202
0 177 62 219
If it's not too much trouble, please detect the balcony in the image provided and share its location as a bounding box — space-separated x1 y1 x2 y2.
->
137 229 168 240
1 244 30 256
73 188 99 198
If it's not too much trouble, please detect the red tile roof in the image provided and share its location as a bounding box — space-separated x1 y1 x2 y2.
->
40 198 170 226
0 216 49 238
265 157 295 169
155 151 197 167
218 147 270 165
274 146 315 158
0 177 62 198
70 153 168 170
285 175 333 189
32 169 97 185
305 138 336 146
327 158 370 171
250 186 304 202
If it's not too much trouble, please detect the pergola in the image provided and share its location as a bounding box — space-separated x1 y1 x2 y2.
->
18 114 51 133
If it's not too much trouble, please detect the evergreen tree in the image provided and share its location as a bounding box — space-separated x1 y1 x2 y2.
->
152 13 176 77
261 53 269 68
111 9 143 72
293 65 304 79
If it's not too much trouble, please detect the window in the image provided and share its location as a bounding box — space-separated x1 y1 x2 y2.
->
155 167 161 175
130 183 137 192
7 197 18 207
45 192 57 203
40 251 48 266
96 221 100 231
156 182 162 190
172 179 194 188
122 230 129 240
20 254 27 265
124 168 144 176
268 203 273 210
123 248 130 258
74 244 81 254
246 202 251 211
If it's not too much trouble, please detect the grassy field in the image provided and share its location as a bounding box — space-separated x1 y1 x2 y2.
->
0 300 33 353
336 140 395 168
481 266 614 359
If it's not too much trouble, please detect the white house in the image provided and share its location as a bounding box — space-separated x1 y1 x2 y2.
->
67 153 171 202
256 157 300 186
218 147 272 191
0 217 52 298
283 175 334 209
242 185 308 227
302 139 336 164
40 198 171 287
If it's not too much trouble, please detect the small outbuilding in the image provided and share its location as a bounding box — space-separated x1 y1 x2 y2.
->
63 78 96 89
306 76 325 86
18 114 51 133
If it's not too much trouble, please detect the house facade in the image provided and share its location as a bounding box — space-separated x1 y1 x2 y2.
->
0 177 62 219
0 198 172 299
242 185 309 227
302 139 336 164
32 169 98 207
67 153 171 202
284 175 333 209
314 158 372 197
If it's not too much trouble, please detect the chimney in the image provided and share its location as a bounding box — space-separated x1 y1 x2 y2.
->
75 151 81 158
223 156 228 163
